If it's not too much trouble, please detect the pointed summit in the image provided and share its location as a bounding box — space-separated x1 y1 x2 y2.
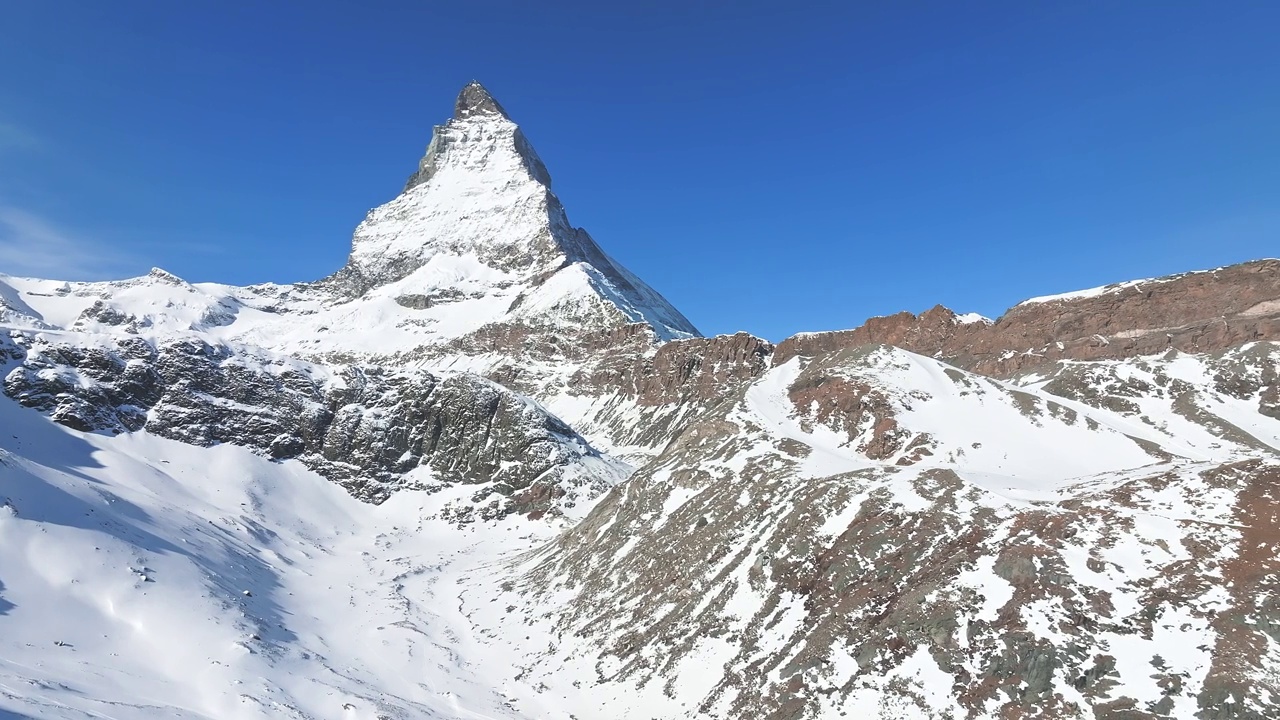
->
402 81 548 193
454 81 509 120
324 81 700 343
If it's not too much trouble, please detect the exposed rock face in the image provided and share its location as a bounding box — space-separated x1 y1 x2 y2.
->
786 347 921 462
493 343 1280 719
453 80 511 119
1 332 622 511
581 331 774 407
403 81 549 193
775 259 1280 377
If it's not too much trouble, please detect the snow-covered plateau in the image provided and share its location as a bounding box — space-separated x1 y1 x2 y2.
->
2 82 1279 719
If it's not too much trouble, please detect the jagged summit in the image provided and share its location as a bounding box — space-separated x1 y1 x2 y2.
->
321 80 699 343
454 80 509 120
403 81 549 193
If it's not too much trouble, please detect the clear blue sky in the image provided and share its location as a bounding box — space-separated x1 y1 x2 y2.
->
1 2 1277 340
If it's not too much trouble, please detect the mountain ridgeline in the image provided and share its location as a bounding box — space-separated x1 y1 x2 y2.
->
0 82 1277 720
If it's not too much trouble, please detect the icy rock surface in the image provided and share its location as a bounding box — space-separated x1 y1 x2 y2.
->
2 331 624 514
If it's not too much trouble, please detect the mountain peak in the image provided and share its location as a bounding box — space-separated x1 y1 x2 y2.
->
322 80 700 343
402 81 545 194
454 81 509 120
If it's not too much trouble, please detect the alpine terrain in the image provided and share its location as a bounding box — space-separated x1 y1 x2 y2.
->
1 82 1278 720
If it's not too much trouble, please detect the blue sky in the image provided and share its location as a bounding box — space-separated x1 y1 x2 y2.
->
1 2 1277 340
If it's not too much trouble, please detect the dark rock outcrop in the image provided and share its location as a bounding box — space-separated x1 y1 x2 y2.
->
2 333 612 508
454 80 510 120
579 331 774 407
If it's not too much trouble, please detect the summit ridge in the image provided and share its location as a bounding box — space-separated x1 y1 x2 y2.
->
454 80 509 119
310 80 699 346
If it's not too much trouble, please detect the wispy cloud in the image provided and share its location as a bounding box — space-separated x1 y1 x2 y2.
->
0 207 134 280
0 121 41 154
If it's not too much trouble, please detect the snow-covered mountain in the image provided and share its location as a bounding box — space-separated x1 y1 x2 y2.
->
324 82 697 344
0 83 694 358
1 82 1278 719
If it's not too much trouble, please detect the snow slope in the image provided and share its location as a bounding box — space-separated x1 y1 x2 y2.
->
0 398 591 720
3 326 1278 720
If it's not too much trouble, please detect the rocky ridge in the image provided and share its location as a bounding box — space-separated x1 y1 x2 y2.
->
1 330 624 517
774 259 1280 377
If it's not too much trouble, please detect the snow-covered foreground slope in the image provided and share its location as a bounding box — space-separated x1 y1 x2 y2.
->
3 339 1279 720
0 399 595 720
4 342 1277 719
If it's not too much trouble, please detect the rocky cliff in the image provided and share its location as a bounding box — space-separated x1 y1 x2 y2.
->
775 259 1280 377
2 331 623 516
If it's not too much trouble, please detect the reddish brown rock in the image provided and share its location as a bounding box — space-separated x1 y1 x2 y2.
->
787 371 910 461
1198 462 1280 715
774 305 985 368
573 331 774 406
775 259 1280 377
